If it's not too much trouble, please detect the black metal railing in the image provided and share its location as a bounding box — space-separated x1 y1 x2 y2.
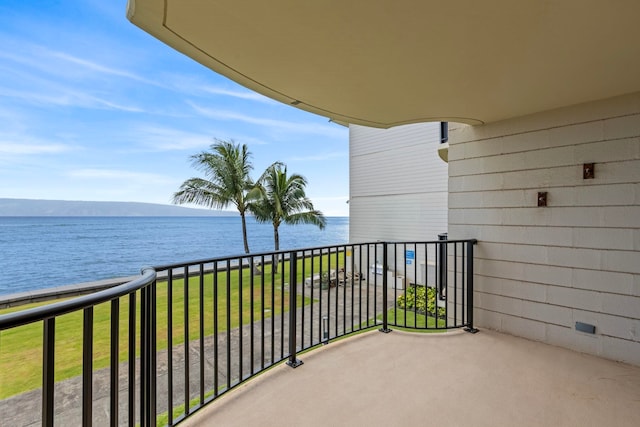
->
0 239 477 426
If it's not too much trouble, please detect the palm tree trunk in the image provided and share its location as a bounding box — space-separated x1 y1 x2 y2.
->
273 224 280 273
241 212 250 254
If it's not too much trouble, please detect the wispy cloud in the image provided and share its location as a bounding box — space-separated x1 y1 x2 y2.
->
189 102 347 139
200 85 277 104
0 86 146 112
164 75 278 104
47 51 164 87
0 141 71 155
127 125 214 151
287 151 347 161
310 195 350 201
67 168 174 184
0 42 165 88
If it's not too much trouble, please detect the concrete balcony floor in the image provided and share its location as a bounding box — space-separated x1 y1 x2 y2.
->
184 329 640 427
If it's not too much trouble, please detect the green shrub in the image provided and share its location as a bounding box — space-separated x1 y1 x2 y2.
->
397 285 445 317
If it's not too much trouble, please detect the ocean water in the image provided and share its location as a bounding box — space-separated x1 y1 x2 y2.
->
0 216 349 296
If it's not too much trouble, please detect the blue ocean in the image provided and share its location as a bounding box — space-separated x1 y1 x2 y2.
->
0 216 349 296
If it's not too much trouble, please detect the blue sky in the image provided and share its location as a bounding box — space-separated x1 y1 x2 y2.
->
0 0 350 216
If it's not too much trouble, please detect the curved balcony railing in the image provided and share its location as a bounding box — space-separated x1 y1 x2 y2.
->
0 239 477 426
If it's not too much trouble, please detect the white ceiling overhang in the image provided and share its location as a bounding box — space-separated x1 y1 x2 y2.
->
127 0 640 128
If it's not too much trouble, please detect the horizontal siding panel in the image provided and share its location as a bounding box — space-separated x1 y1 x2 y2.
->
450 206 640 228
467 225 574 247
546 286 603 312
601 336 640 366
351 150 447 194
545 324 602 357
603 114 640 139
451 184 636 209
349 193 447 242
450 93 640 145
451 138 639 178
349 122 441 157
520 299 573 326
572 269 635 295
475 276 547 303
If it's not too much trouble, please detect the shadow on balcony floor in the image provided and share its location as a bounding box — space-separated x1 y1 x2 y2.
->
184 329 640 427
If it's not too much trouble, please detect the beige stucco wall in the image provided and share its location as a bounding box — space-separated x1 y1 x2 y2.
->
447 92 640 365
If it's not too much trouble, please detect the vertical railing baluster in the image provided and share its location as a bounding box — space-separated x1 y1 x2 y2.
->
250 256 255 376
301 251 306 349
341 247 346 334
465 240 479 333
140 287 148 427
42 318 55 427
226 260 231 389
149 280 157 426
287 252 303 367
128 292 136 427
167 270 173 423
183 265 190 416
438 233 448 300
316 249 321 343
270 256 275 365
436 241 440 329
324 248 331 341
347 246 353 333
110 299 119 427
380 242 391 333
238 258 243 381
416 243 420 328
213 262 219 397
457 244 462 327
199 263 205 405
82 307 93 426
330 249 336 337
372 244 377 327
356 245 360 330
280 253 285 360
363 244 369 327
260 255 265 370
451 243 457 329
403 243 408 328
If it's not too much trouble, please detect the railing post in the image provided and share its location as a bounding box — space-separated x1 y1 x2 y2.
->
140 277 158 426
82 307 94 427
287 252 303 368
42 318 55 427
464 240 479 333
438 233 448 299
140 286 149 426
379 242 391 333
149 279 157 425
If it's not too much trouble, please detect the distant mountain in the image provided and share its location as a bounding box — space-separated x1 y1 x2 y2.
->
0 198 235 217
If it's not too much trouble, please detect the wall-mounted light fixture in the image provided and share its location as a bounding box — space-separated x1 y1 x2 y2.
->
583 163 595 179
537 192 548 207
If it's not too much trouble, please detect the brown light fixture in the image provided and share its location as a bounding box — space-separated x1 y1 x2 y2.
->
583 163 595 179
538 192 547 207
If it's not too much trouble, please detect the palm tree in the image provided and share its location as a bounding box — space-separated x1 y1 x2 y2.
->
252 163 326 271
173 139 254 254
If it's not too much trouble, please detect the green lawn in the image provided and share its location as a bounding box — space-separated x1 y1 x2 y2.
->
0 253 343 399
386 308 447 331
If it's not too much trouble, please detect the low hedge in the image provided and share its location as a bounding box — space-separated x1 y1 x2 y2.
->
396 285 445 318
